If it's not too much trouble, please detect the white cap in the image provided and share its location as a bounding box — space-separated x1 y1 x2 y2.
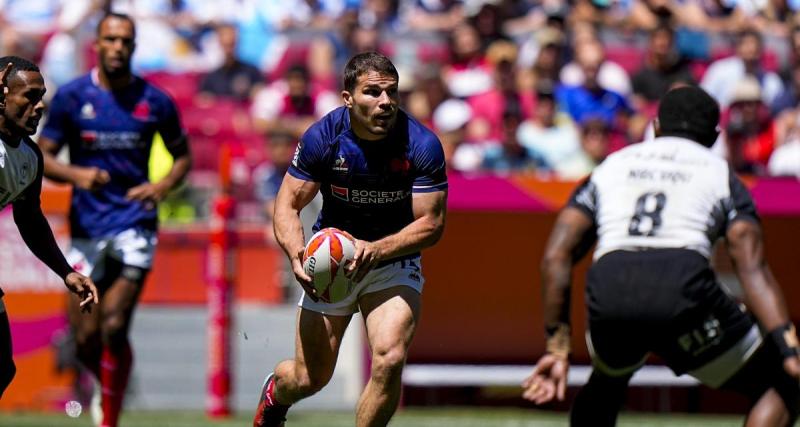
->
433 99 472 133
729 77 762 104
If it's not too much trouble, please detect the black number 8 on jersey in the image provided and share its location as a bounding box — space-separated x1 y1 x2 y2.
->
628 192 667 236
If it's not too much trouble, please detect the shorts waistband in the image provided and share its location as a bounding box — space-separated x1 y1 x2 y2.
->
375 254 419 269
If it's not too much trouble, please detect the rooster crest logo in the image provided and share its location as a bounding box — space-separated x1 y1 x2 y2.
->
333 155 349 172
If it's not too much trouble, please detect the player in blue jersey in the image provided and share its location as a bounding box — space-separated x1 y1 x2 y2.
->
0 56 98 398
253 52 448 427
38 13 191 427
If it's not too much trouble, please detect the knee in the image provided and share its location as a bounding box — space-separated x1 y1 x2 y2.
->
370 345 407 385
101 313 129 347
73 326 101 350
288 363 333 398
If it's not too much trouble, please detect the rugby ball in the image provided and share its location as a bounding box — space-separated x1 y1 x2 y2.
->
302 228 356 303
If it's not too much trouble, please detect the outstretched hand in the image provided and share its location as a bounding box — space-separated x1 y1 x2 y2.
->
64 272 99 313
521 353 570 405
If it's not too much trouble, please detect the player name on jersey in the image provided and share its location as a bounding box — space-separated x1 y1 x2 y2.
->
627 168 692 184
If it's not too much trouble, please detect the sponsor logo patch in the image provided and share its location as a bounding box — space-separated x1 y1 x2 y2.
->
331 184 349 201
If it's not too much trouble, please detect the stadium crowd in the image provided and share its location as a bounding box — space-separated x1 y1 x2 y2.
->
2 0 800 221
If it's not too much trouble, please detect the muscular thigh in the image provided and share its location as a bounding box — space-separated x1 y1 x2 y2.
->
359 286 421 353
295 308 352 374
588 250 756 382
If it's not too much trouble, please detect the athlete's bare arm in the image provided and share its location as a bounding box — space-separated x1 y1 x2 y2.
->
273 173 321 298
522 206 595 405
346 189 447 283
726 219 800 378
12 163 98 309
38 136 110 190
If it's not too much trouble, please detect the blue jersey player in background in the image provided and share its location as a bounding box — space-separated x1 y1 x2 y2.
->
38 13 191 427
254 52 448 427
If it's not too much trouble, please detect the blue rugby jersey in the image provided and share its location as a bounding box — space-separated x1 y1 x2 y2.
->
41 72 184 239
289 106 447 251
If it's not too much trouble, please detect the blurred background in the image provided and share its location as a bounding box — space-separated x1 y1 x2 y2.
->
1 0 800 425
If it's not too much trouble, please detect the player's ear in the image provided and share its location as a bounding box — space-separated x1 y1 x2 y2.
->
341 90 353 109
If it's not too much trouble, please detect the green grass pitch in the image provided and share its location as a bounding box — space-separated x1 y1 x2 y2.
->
0 408 757 427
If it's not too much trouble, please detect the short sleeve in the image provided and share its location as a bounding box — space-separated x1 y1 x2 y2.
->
287 129 326 182
725 171 759 227
40 88 73 149
411 134 448 193
567 176 598 220
155 96 184 144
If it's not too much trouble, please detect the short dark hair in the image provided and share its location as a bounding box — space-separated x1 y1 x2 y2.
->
737 28 762 46
96 12 136 37
657 86 720 147
0 56 40 78
343 52 398 93
286 64 310 81
651 24 675 41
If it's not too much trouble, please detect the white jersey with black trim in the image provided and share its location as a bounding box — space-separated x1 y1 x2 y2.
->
569 136 758 260
0 136 38 209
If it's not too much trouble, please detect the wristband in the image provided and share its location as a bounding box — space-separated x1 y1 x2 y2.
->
545 323 571 359
768 323 800 359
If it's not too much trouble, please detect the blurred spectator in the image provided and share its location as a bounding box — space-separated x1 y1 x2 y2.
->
309 14 381 90
359 0 403 31
517 26 566 90
404 0 465 32
481 100 540 174
627 0 710 31
516 82 581 174
772 64 800 114
689 0 746 33
251 64 339 139
632 25 695 105
198 23 263 102
443 22 493 97
560 36 632 96
503 0 568 38
782 25 800 78
556 117 611 179
253 131 297 222
468 1 510 50
0 0 62 59
40 0 101 86
722 77 777 174
701 29 784 107
768 137 800 176
432 98 482 172
467 41 523 144
738 0 799 36
556 43 632 132
404 65 450 127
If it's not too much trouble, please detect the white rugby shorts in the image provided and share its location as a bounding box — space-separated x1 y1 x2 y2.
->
300 256 424 316
67 228 158 281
